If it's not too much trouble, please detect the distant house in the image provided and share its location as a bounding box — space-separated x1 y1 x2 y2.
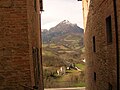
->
65 61 75 70
57 66 66 75
75 67 82 72
82 58 86 63
66 66 70 70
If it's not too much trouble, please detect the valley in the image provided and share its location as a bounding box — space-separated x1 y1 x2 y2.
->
42 20 85 88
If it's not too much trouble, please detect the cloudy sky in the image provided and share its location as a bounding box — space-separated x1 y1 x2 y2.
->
41 0 83 30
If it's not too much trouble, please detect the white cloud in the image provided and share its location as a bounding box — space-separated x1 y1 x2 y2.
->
41 0 83 29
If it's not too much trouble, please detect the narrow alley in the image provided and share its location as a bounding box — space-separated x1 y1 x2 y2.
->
0 0 120 90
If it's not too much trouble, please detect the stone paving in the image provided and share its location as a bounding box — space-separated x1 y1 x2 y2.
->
45 87 85 90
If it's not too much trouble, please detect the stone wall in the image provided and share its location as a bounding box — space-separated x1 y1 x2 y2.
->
83 0 120 90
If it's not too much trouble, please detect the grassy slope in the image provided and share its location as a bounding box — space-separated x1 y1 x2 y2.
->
42 32 85 88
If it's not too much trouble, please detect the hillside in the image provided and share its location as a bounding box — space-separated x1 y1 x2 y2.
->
42 20 85 88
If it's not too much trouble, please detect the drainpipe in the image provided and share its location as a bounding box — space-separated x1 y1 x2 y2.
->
113 0 119 89
39 13 44 90
39 0 44 90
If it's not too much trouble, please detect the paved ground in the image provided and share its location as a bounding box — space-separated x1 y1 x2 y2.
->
44 87 85 90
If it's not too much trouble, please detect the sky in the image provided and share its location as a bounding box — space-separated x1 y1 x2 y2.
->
41 0 83 30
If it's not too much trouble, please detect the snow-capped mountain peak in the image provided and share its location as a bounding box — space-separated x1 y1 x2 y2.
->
61 20 72 24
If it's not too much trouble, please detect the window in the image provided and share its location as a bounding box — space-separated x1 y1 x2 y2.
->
93 36 96 52
108 83 112 90
40 0 43 11
94 72 96 81
34 0 37 11
106 16 112 43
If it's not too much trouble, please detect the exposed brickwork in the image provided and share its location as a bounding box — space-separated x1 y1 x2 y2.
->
0 0 43 90
83 0 120 90
117 0 120 89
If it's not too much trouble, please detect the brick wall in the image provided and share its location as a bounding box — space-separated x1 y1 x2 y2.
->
0 0 43 90
27 0 44 89
117 0 120 88
83 0 120 90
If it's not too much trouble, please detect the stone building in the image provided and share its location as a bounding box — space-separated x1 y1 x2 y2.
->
0 0 43 90
82 0 120 90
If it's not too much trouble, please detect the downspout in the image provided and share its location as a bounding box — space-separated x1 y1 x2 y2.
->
113 0 119 89
39 13 44 90
39 0 44 90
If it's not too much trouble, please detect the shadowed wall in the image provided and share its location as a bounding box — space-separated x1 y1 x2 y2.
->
83 0 120 90
0 0 43 90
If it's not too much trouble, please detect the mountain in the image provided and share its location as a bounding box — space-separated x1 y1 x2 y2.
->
49 20 83 33
42 20 84 49
42 20 84 65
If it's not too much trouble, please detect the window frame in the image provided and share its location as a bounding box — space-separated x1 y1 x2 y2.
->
94 72 96 81
108 83 112 90
34 0 37 11
92 36 96 52
106 15 112 44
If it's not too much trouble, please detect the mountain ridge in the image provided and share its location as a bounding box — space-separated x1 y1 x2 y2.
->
42 20 83 33
42 20 84 45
